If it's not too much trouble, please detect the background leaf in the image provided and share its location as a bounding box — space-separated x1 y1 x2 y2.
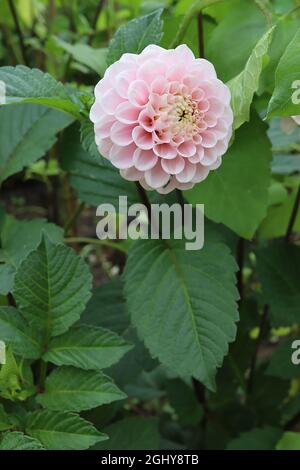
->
124 238 239 391
0 104 72 186
44 325 132 370
26 410 107 450
36 366 126 411
13 235 92 337
107 9 164 65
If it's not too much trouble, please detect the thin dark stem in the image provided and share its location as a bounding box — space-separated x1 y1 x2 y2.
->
236 237 245 303
247 305 269 394
285 184 300 242
38 360 47 393
197 13 205 58
192 378 209 429
135 182 152 215
7 0 29 66
176 188 185 208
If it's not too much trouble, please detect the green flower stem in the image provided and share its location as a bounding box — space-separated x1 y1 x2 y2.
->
169 0 226 49
65 237 128 253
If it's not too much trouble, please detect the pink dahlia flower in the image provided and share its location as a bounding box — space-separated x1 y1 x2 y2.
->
90 44 233 193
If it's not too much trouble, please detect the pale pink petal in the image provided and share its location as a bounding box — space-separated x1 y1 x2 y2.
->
109 144 135 169
115 102 140 124
175 44 195 63
201 131 218 148
90 102 104 123
153 143 177 159
176 160 196 183
132 126 153 150
144 161 170 189
161 156 185 175
128 80 149 107
138 108 155 132
110 122 135 146
133 148 158 171
137 60 166 84
177 141 196 157
99 88 125 115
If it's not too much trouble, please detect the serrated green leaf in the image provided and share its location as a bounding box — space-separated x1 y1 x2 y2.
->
268 28 300 117
227 426 282 450
36 366 126 412
123 238 239 391
0 65 82 118
13 235 92 337
186 114 272 239
0 216 63 295
257 243 300 326
276 432 300 450
107 9 164 65
80 119 101 160
94 417 160 450
0 306 42 359
26 410 107 450
228 27 274 129
0 432 45 450
61 125 139 207
44 325 132 370
0 104 72 186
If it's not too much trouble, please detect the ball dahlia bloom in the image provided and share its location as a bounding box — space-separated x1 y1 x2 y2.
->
90 44 233 193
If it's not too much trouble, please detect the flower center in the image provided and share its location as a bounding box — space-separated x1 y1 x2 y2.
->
168 94 204 138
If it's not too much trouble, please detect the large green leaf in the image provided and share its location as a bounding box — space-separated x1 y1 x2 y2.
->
0 432 45 450
186 114 272 239
26 410 107 450
55 38 107 75
206 0 267 82
0 216 63 295
0 306 42 359
61 126 139 207
123 238 239 391
257 243 300 326
0 65 82 118
276 432 300 450
228 27 274 130
94 417 160 450
13 235 92 337
36 366 126 412
0 104 72 186
43 325 132 370
227 426 282 450
268 28 300 117
107 9 164 65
